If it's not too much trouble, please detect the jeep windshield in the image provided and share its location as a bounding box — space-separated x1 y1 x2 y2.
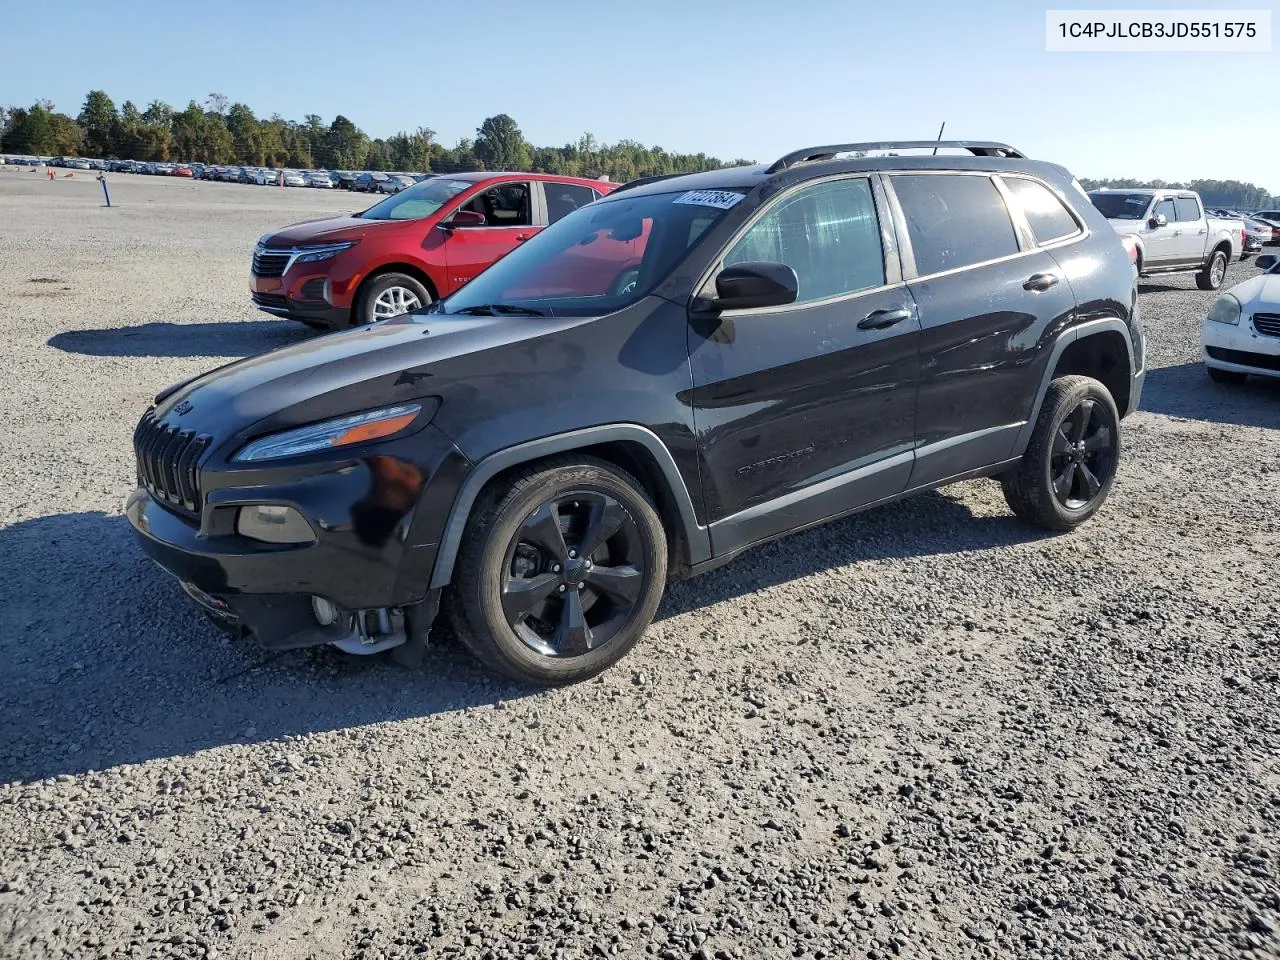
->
439 188 745 318
357 177 470 221
1088 192 1150 220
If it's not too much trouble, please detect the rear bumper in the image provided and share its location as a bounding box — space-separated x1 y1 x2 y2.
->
126 424 471 648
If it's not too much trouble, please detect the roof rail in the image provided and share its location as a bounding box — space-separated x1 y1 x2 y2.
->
766 141 1026 174
610 173 684 194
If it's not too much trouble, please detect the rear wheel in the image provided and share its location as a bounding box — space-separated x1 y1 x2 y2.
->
1001 375 1121 531
1196 248 1228 290
447 456 667 685
1206 365 1247 385
354 273 431 326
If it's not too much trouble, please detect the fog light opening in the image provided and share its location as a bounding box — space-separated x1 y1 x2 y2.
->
312 596 339 626
236 504 316 544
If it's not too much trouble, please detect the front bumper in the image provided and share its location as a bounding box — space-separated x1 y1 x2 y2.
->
126 424 471 649
251 291 348 329
1202 314 1280 378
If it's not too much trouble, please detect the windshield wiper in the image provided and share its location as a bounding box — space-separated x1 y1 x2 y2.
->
452 304 548 317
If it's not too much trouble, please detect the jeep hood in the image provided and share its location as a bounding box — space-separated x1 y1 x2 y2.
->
154 313 592 444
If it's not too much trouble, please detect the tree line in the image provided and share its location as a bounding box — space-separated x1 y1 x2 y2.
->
0 91 753 183
4 92 1275 207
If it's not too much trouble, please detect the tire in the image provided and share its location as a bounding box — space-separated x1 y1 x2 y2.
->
446 456 668 685
353 272 431 326
1001 375 1121 532
1206 365 1247 385
1196 248 1228 290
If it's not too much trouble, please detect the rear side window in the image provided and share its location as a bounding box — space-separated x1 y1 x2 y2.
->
892 175 1019 275
724 178 884 303
1002 177 1080 244
545 182 598 224
1174 196 1201 222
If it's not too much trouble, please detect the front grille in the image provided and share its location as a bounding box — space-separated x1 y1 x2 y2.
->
1206 346 1280 372
1252 313 1280 338
133 409 211 515
252 292 288 310
252 250 291 277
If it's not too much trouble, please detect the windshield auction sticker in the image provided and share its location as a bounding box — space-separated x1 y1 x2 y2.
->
1046 9 1271 50
673 190 745 210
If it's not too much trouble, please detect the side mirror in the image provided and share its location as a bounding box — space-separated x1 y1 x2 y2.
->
711 261 799 311
1149 213 1167 228
443 210 487 230
1256 254 1277 271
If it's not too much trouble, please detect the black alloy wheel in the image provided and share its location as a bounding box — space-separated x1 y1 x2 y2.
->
447 456 668 685
501 492 644 658
1000 374 1121 531
1048 397 1115 510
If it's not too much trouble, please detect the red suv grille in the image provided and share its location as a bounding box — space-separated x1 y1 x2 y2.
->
252 250 291 277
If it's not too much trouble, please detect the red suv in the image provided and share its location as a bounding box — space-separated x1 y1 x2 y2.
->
251 172 616 328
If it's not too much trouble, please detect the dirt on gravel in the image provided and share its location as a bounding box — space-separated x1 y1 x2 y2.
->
1 171 1277 960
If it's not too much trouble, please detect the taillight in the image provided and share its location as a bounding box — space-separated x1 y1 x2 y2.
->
1120 234 1140 264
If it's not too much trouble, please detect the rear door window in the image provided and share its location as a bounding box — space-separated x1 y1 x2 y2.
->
724 177 884 303
1174 196 1201 222
892 174 1020 275
545 183 598 224
1001 176 1080 245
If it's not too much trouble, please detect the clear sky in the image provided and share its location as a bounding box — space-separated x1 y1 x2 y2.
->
2 0 1276 190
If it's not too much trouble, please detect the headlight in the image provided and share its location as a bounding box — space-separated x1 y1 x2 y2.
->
295 241 356 264
236 504 316 544
232 403 426 462
1207 294 1241 325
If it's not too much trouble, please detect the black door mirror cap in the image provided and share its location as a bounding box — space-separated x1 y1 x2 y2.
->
711 261 799 311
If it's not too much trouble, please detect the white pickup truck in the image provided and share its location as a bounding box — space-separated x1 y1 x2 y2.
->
1087 188 1244 290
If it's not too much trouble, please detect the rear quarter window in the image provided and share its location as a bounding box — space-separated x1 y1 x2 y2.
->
892 174 1020 275
1001 176 1081 245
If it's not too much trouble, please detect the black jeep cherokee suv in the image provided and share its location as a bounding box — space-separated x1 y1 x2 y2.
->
127 140 1145 685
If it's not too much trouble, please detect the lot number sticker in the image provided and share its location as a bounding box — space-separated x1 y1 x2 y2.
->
673 190 744 210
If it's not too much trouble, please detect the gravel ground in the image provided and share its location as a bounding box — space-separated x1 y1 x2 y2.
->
1 170 1277 960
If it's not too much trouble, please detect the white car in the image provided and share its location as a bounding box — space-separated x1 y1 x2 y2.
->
283 171 307 187
307 171 334 188
1202 253 1280 383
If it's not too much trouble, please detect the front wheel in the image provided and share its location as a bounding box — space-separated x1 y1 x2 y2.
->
447 456 668 685
1001 375 1121 531
1196 249 1228 290
353 273 431 325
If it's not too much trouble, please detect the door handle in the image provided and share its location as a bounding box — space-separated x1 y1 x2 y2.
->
1172 229 1183 236
1022 273 1060 292
515 233 532 243
857 307 911 330
1198 228 1207 235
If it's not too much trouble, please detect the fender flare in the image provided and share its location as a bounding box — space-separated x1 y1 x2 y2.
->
428 424 710 589
1012 318 1137 456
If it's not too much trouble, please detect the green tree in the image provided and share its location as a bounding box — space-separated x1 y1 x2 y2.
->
226 103 264 165
474 114 531 171
77 90 118 157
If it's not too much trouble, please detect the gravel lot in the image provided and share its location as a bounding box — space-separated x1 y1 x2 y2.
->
1 169 1278 960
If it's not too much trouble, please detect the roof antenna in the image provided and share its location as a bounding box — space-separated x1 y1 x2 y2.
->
932 121 946 156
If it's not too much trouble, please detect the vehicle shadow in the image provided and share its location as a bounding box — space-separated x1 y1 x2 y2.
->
0 490 1047 783
1140 361 1280 429
47 320 314 359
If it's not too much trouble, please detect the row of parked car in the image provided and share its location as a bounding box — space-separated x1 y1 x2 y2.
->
1210 207 1280 251
2 155 425 193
